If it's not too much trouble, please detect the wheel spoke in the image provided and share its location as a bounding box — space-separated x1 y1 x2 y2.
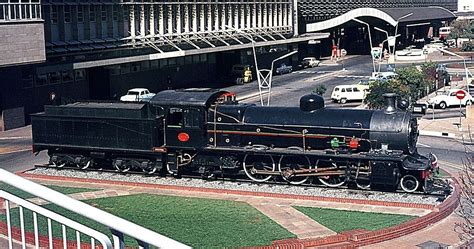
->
278 156 311 185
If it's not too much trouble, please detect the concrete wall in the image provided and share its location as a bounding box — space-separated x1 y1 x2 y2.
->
0 22 46 67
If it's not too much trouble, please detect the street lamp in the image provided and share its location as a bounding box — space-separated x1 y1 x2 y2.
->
437 48 471 85
393 13 413 58
374 27 390 54
264 50 298 105
353 18 376 73
224 25 260 87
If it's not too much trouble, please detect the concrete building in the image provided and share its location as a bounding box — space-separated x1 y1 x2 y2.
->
0 0 459 130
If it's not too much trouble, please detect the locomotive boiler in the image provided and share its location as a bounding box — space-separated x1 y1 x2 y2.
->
31 89 437 193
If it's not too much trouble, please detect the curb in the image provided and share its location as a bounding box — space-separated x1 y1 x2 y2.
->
419 130 456 138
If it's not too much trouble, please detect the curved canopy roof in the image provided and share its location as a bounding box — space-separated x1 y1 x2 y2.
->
306 7 456 32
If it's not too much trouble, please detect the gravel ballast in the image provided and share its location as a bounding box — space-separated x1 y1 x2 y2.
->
27 168 444 206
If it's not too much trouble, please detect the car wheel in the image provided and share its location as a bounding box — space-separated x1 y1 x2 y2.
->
339 98 347 104
438 101 447 109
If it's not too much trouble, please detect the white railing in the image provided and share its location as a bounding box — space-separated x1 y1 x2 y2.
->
0 2 42 22
0 169 191 249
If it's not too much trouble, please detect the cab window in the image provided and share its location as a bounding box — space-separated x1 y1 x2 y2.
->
167 108 183 127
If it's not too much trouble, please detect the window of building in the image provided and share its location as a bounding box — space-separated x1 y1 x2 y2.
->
140 61 149 70
120 64 130 74
185 56 192 65
48 72 61 84
74 69 86 81
199 54 207 63
159 59 168 68
131 62 141 72
101 5 107 21
36 73 48 86
61 70 74 82
64 5 71 23
113 6 118 21
168 58 176 66
77 5 84 23
150 60 159 69
51 5 58 24
90 5 96 22
21 66 34 88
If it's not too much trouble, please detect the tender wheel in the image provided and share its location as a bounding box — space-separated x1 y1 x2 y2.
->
142 164 157 175
400 174 419 193
278 155 312 185
113 159 137 173
77 159 93 170
243 154 275 182
438 101 447 109
318 163 347 187
339 98 347 104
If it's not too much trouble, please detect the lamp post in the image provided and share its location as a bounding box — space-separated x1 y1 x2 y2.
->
265 50 298 105
353 18 376 73
374 27 390 54
224 25 260 87
225 25 298 106
393 13 413 59
438 48 470 85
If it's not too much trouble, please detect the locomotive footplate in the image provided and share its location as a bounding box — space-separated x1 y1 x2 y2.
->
202 146 405 162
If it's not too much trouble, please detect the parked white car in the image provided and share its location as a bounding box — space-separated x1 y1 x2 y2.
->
427 89 473 109
300 57 320 68
120 88 156 102
331 85 366 104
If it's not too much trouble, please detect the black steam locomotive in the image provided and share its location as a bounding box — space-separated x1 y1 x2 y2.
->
31 89 438 193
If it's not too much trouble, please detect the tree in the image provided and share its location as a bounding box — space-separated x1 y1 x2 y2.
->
449 20 473 40
364 64 436 109
312 84 327 96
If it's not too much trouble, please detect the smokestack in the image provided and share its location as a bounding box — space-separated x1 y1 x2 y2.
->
383 93 398 114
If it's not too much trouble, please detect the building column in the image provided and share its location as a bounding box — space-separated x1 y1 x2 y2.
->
158 4 164 36
221 4 226 30
167 5 173 35
214 4 219 31
207 4 212 32
176 4 181 34
183 4 189 33
252 3 256 29
240 4 245 29
149 5 155 39
257 4 262 28
246 4 250 29
227 3 232 29
192 4 197 32
233 4 238 29
129 5 135 41
263 3 267 28
200 4 205 32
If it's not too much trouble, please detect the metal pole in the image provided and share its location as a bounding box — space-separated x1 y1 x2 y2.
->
459 99 462 130
353 18 375 73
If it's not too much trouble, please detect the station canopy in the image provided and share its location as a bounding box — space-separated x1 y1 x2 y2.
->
306 7 457 32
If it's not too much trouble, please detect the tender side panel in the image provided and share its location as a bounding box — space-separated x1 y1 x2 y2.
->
32 115 156 152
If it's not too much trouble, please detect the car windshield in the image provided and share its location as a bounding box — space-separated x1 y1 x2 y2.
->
127 91 140 95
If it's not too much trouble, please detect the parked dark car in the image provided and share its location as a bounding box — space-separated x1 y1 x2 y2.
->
275 63 293 75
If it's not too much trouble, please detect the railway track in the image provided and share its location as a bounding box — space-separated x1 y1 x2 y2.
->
33 163 451 200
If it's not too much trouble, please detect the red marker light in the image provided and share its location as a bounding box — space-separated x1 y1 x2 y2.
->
349 138 359 149
178 132 190 142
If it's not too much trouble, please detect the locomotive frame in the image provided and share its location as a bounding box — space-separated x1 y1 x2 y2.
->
31 89 438 193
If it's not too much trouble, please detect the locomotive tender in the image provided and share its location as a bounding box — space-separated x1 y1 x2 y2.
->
31 89 438 193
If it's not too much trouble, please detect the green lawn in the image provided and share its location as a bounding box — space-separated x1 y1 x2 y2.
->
295 206 415 233
0 183 99 199
1 194 295 248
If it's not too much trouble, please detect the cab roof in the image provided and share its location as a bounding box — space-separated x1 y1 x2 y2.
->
150 89 231 107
